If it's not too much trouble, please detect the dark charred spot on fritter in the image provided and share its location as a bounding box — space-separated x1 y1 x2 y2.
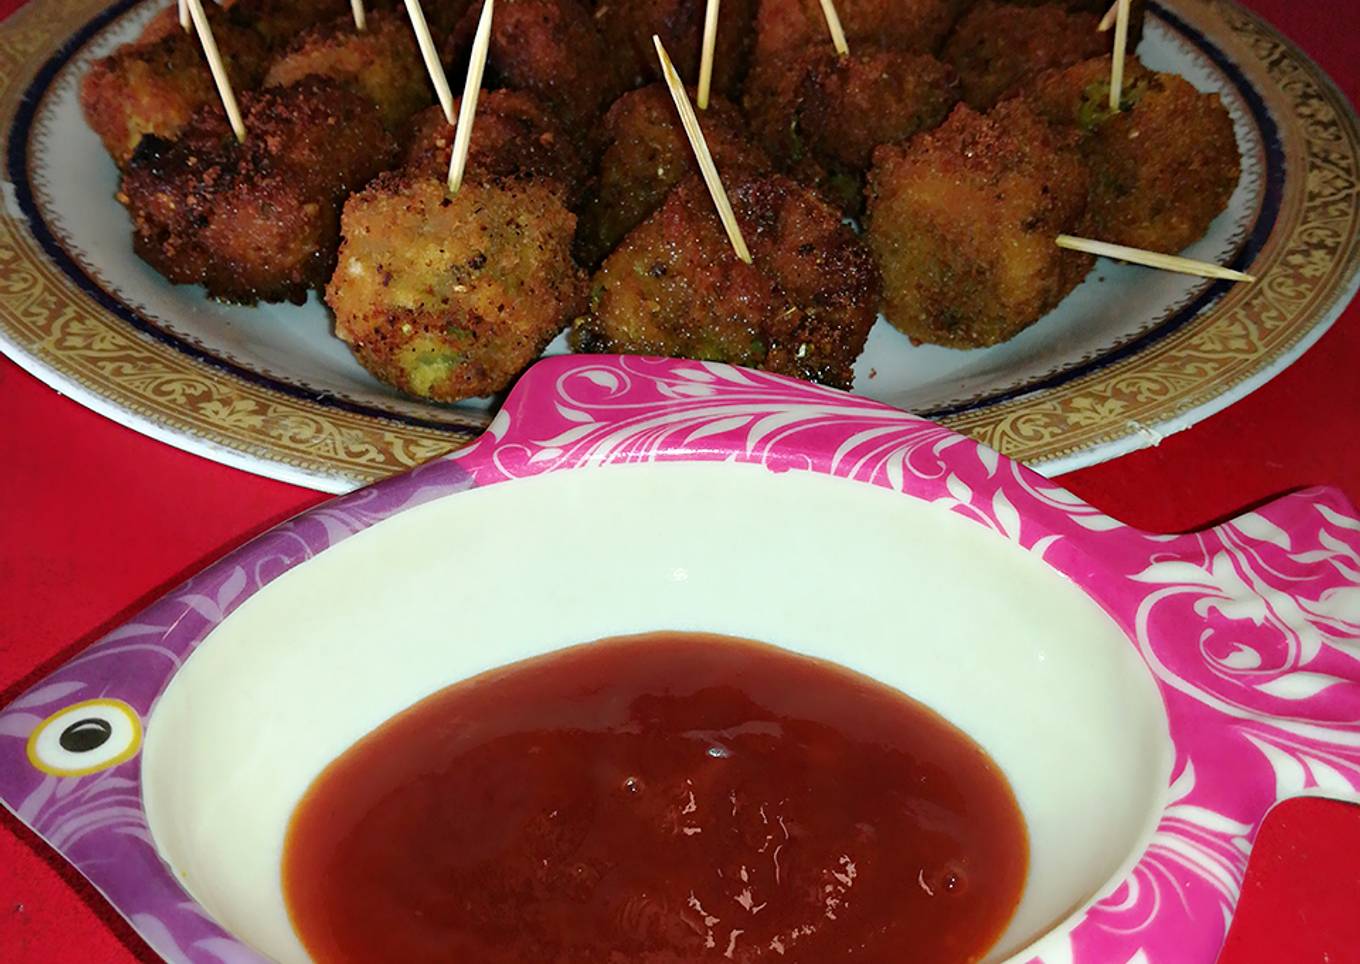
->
78 6 269 167
575 171 879 390
118 79 396 305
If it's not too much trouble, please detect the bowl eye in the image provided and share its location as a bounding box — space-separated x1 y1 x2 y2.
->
26 698 142 777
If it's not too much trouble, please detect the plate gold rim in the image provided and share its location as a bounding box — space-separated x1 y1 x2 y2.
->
1 0 1356 489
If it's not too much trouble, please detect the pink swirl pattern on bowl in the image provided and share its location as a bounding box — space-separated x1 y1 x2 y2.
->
1 354 1358 963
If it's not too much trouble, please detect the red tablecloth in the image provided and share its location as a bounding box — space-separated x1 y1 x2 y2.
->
2 0 1358 960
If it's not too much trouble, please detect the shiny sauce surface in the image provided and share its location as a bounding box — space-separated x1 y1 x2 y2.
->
283 633 1028 963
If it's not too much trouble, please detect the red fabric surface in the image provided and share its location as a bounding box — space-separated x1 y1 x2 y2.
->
0 0 1357 960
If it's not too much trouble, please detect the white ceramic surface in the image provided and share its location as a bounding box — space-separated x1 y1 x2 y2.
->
5 0 1324 490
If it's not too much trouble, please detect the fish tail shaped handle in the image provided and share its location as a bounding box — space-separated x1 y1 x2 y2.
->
1047 487 1360 963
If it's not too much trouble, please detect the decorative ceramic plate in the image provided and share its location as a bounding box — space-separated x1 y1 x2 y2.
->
2 356 1359 964
1 0 1357 492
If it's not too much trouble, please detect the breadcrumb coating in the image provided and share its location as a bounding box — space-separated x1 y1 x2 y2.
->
119 79 397 304
746 47 959 214
264 8 432 130
80 4 268 167
592 0 757 101
1023 55 1240 252
865 100 1093 348
402 90 588 204
575 172 881 389
327 172 587 401
574 84 770 266
942 1 1106 110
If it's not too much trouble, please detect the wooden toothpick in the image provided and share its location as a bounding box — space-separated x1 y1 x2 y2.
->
1098 0 1118 31
816 0 849 57
448 0 494 193
1108 0 1131 110
653 35 751 264
185 0 245 142
351 0 367 31
697 0 721 110
404 0 456 122
178 0 190 32
1056 235 1255 282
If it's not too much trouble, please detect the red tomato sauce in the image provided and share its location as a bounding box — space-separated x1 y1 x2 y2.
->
283 633 1028 962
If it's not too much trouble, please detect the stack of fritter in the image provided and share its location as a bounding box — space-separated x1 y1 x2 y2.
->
83 0 1241 405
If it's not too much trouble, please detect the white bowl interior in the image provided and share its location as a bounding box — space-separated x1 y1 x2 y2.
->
142 462 1172 962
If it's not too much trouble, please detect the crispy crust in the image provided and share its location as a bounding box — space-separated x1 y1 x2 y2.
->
575 172 880 389
402 90 589 204
118 79 398 304
451 0 626 132
751 0 967 68
1023 56 1240 252
574 84 770 267
264 8 432 129
592 0 757 101
79 7 268 167
746 47 959 215
1007 0 1146 46
231 0 358 49
865 100 1093 348
326 172 587 401
942 1 1106 110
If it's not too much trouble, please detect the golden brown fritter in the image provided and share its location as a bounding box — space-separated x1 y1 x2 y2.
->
1023 56 1240 253
119 79 397 304
574 172 881 390
865 100 1093 348
80 7 269 167
752 0 966 67
326 173 587 402
746 47 958 214
1008 0 1146 46
574 83 770 267
402 90 589 203
942 1 1106 110
264 8 432 129
231 0 356 49
592 0 757 101
449 0 626 132
136 2 203 45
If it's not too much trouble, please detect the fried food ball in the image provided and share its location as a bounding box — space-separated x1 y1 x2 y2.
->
326 173 587 401
573 172 881 390
865 100 1093 348
592 0 757 101
574 83 770 266
231 0 357 49
751 0 966 67
746 47 958 214
136 2 208 45
79 6 269 167
1007 0 1146 46
264 8 431 129
119 79 397 304
449 0 626 131
942 1 1107 110
402 90 589 204
1023 56 1240 253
